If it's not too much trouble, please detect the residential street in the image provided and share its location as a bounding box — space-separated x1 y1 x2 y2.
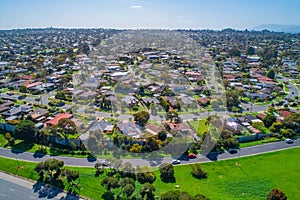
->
0 172 82 200
0 139 299 168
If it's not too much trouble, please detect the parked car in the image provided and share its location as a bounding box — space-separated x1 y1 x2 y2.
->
188 153 197 159
228 149 238 154
285 139 294 144
172 159 181 164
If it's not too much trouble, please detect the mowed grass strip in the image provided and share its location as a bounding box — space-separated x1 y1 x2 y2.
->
0 147 299 199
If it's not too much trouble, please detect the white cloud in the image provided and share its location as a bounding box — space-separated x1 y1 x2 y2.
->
131 5 143 9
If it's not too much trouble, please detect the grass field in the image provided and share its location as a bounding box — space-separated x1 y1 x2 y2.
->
1 147 299 199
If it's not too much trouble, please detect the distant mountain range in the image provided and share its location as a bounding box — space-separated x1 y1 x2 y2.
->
253 24 300 33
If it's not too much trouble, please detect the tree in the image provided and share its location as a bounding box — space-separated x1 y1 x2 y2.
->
129 143 142 153
57 118 77 138
247 46 255 55
136 166 156 184
140 183 156 200
144 137 160 152
55 91 66 100
159 163 175 182
191 163 207 179
78 42 90 55
270 122 283 133
158 130 167 141
267 69 276 79
87 134 98 153
283 113 300 129
63 169 80 193
161 191 194 200
34 158 64 184
267 188 287 200
263 114 277 128
19 85 28 93
119 177 135 187
226 89 241 109
123 184 135 196
134 111 150 127
228 47 241 57
223 138 239 150
14 120 36 140
101 177 119 190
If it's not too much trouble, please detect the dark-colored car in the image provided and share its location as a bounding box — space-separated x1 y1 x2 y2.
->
228 149 238 154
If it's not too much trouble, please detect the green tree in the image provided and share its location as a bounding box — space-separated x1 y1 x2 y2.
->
263 114 277 128
34 158 64 184
55 91 66 100
228 47 241 57
134 111 150 127
226 89 241 109
223 138 239 150
57 118 77 138
140 183 156 200
270 122 282 133
14 120 36 140
267 188 287 200
129 143 142 153
101 177 119 190
191 163 207 179
136 166 156 184
267 69 276 79
158 130 167 141
19 85 28 93
283 113 300 129
161 191 193 200
123 184 135 196
159 163 175 182
247 46 255 55
63 169 80 193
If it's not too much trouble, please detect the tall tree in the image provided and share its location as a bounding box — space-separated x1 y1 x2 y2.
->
159 163 175 182
14 120 36 140
134 111 150 127
57 118 77 138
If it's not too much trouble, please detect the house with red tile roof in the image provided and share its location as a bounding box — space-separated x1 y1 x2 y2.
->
45 113 73 126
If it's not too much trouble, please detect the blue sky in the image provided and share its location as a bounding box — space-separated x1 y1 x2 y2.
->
0 0 300 30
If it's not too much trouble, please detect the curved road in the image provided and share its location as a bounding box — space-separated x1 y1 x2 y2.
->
0 139 299 167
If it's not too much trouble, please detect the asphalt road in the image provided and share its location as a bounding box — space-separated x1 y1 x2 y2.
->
0 172 81 200
0 139 299 168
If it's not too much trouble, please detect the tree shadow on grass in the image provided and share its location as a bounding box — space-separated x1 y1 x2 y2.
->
32 181 63 199
11 141 34 154
161 176 176 183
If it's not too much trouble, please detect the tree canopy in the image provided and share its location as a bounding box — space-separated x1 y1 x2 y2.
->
14 120 36 140
134 111 150 127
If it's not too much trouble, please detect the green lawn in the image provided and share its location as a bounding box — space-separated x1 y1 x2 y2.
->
0 147 299 199
188 119 209 137
154 147 300 199
239 137 281 148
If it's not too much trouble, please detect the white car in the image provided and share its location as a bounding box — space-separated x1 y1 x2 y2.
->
285 139 294 144
172 159 181 164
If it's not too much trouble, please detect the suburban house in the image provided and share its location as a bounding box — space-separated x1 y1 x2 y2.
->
45 113 73 127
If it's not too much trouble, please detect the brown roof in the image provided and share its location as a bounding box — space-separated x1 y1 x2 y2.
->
278 110 292 118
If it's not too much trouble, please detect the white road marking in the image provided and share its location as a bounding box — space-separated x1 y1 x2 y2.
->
9 188 15 192
0 193 6 197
